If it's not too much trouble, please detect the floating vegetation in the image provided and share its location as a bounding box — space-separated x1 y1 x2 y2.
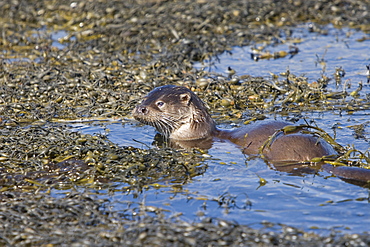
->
1 0 370 245
0 0 369 124
260 124 344 154
0 124 207 192
2 193 369 247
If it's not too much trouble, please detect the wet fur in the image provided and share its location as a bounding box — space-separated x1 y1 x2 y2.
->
133 85 370 184
133 85 216 140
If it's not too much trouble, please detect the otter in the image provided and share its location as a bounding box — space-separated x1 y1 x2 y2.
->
132 85 334 162
133 85 370 184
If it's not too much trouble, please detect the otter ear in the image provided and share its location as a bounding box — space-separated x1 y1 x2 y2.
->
179 93 191 105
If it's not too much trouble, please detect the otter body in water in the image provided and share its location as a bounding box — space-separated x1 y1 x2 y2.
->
133 85 370 184
133 85 334 162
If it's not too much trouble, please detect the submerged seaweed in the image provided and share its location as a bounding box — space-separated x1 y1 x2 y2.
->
0 124 207 192
0 0 370 245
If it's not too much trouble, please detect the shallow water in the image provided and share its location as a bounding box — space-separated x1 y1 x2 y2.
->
70 114 370 234
195 24 370 87
69 26 370 234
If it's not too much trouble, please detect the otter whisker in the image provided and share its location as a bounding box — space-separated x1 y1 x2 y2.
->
132 85 370 184
159 114 180 128
153 117 174 137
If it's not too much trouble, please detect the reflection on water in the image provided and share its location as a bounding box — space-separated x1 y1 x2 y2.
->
70 112 370 234
3 28 76 63
50 30 75 50
194 24 370 87
69 26 370 234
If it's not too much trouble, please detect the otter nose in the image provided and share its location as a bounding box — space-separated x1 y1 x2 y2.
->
137 106 148 114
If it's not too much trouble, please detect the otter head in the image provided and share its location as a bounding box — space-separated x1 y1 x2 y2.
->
132 85 216 140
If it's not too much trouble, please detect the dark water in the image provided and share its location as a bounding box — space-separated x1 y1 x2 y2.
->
69 25 370 234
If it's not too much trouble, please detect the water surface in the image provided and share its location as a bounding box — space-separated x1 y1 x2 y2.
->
70 25 370 234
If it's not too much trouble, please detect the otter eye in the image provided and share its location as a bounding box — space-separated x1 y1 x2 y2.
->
156 101 165 108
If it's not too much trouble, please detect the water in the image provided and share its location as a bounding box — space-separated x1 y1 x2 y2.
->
3 28 75 63
69 26 370 234
69 113 370 234
195 24 370 86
